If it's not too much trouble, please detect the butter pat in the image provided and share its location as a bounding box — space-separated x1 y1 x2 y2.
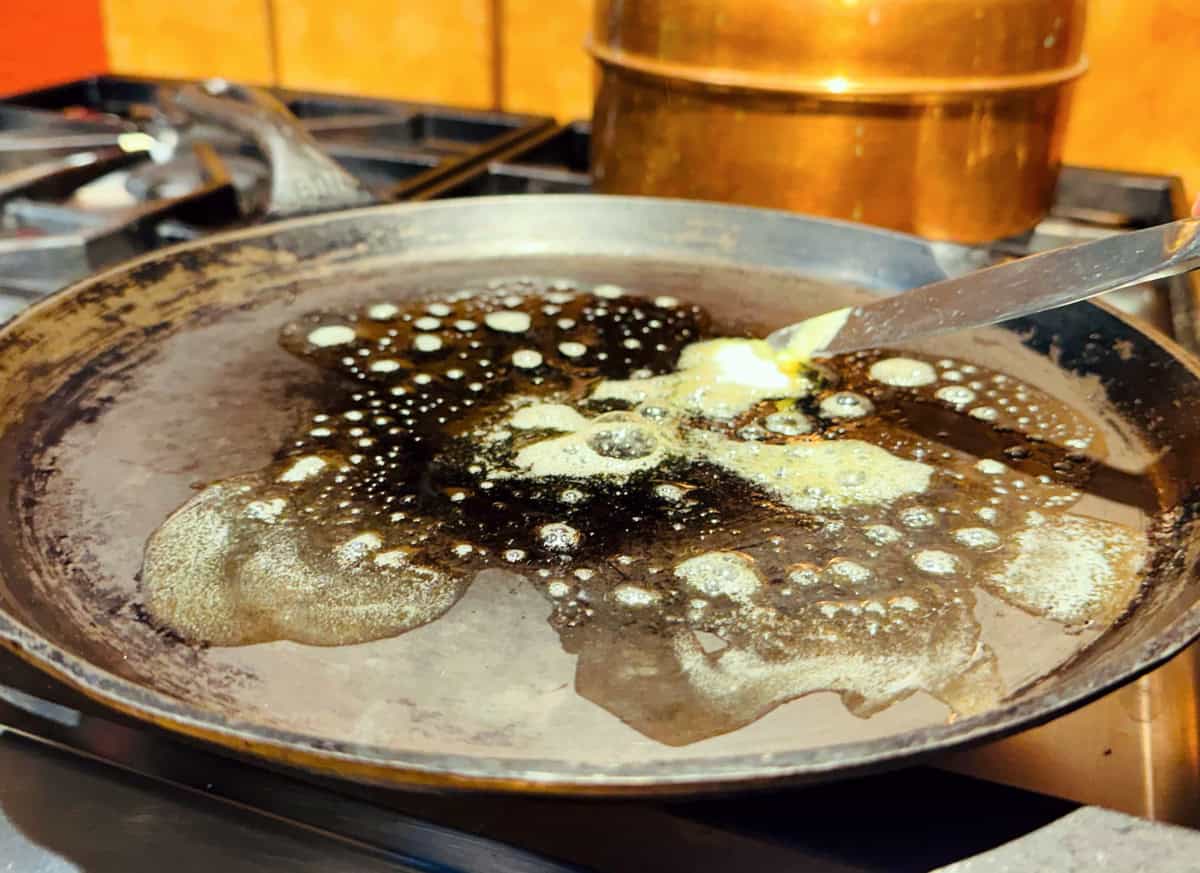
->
594 337 817 420
775 306 852 372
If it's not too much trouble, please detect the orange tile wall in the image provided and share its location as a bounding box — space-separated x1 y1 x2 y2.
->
1062 0 1200 203
499 0 593 119
100 0 274 84
273 0 495 107
0 1 107 94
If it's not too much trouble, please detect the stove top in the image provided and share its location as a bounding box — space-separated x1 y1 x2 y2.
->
0 75 1198 872
0 75 552 301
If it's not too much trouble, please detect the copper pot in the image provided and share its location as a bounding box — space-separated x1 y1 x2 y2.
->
588 0 1087 243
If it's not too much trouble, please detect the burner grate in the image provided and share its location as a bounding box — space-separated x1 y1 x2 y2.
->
0 75 554 295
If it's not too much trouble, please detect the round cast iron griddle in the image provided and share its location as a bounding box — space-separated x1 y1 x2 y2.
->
0 195 1197 794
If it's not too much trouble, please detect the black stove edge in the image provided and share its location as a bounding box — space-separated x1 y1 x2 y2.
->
3 74 552 129
412 122 591 201
0 676 589 873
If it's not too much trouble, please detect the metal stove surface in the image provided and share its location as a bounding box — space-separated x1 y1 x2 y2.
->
0 77 1198 870
0 75 552 298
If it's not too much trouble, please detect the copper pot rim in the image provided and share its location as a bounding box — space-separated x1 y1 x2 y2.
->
588 39 1089 101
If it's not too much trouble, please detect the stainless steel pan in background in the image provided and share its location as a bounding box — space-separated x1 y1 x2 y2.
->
0 85 1195 794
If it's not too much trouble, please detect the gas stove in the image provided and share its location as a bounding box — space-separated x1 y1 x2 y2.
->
0 75 552 303
0 75 1198 873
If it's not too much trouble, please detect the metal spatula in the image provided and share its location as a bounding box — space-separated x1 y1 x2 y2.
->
766 218 1200 360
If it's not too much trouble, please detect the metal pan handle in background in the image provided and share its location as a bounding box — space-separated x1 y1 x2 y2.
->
165 80 376 220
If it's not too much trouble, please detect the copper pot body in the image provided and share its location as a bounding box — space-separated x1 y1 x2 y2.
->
589 0 1088 243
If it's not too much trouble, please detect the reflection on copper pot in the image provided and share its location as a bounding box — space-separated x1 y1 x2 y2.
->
589 0 1088 244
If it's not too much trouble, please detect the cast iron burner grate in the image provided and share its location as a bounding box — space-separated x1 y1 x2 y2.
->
0 75 553 302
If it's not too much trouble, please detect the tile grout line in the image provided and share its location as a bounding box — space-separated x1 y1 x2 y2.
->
263 0 282 87
490 0 505 110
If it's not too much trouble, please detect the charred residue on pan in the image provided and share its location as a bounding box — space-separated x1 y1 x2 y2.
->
0 290 270 700
139 280 1162 746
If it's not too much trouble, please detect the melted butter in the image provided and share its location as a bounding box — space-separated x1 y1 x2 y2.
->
985 512 1146 625
869 357 939 387
593 337 818 420
572 551 1000 744
774 305 852 372
139 279 1163 747
508 411 678 482
509 402 588 433
685 431 931 512
492 344 931 508
142 459 466 647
